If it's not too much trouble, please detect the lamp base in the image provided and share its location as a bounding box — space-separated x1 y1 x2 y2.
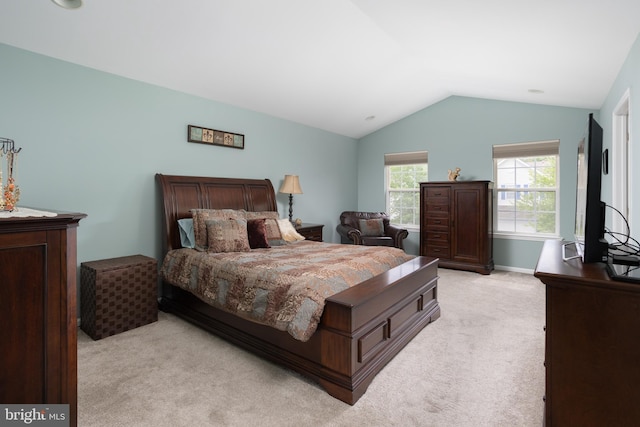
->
288 194 294 222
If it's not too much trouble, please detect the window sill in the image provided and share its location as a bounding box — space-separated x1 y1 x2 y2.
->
493 232 561 242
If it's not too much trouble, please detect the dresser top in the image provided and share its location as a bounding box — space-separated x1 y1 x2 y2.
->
0 209 86 233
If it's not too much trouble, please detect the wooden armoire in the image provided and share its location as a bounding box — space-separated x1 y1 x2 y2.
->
420 180 494 274
0 211 85 427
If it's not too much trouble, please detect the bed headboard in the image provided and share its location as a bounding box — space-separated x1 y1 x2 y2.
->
156 173 278 253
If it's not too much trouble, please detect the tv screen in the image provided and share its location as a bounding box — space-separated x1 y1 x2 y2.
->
574 113 607 263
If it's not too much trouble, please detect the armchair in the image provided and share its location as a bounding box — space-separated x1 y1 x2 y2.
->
336 211 408 250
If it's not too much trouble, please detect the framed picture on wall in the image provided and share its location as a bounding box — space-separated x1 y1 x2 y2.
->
188 125 244 149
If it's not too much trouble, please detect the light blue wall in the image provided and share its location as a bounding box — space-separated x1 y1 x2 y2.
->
0 43 358 268
599 33 640 231
357 96 596 270
3 30 640 276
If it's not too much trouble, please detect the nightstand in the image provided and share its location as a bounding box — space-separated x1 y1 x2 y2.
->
296 223 324 242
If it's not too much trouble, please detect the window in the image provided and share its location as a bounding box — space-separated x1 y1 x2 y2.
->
493 140 559 236
385 151 428 228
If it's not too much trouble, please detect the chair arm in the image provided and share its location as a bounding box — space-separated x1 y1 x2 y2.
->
336 224 363 245
384 224 409 250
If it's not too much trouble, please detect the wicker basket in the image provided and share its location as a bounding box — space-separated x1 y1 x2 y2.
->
80 255 157 340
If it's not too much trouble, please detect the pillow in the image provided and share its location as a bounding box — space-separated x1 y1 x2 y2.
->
245 211 284 245
247 218 271 249
264 218 286 246
205 218 251 253
177 218 195 248
277 218 305 242
192 209 245 251
245 211 280 220
359 218 384 236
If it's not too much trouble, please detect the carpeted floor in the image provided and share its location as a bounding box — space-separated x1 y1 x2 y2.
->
78 268 545 426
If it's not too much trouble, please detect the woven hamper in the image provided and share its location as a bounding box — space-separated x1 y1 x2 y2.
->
81 255 158 340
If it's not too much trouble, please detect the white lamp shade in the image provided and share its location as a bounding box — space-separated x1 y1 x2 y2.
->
279 175 303 194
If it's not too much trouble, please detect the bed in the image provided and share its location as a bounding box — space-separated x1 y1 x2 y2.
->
156 173 441 404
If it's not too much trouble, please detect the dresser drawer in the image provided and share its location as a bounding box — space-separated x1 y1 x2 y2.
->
302 229 322 241
426 215 449 230
424 185 450 213
296 223 324 242
425 244 450 259
427 187 450 198
426 230 449 243
426 202 450 214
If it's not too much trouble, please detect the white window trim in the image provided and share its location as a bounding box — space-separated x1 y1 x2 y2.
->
612 88 631 235
492 140 560 238
384 151 427 229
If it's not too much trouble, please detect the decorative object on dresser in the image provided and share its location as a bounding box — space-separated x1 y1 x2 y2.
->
336 211 409 249
155 173 440 405
80 255 158 340
447 167 461 181
278 174 303 222
0 137 22 211
534 239 640 426
295 223 324 242
420 181 494 274
0 210 86 427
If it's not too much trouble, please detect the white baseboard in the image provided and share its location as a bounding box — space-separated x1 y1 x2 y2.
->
494 265 534 275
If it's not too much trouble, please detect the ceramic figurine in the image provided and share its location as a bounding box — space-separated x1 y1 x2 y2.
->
448 167 461 181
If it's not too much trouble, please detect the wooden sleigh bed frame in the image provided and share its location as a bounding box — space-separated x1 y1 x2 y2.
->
156 173 441 404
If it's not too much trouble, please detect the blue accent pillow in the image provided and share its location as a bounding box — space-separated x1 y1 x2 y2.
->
177 218 195 248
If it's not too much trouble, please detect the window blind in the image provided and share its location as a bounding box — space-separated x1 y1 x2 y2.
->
492 140 559 159
384 151 428 166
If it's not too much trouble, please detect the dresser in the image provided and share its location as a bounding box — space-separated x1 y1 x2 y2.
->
534 239 640 426
420 181 493 274
0 211 85 427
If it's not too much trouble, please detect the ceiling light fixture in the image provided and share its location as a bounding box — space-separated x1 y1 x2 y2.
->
365 115 376 121
528 89 544 94
51 0 83 9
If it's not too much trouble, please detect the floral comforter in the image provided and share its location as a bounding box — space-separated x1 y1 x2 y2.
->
161 241 414 341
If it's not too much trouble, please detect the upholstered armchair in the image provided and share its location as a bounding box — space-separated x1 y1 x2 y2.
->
336 211 408 250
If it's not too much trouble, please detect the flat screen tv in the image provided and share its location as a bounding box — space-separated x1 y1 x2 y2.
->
572 113 607 263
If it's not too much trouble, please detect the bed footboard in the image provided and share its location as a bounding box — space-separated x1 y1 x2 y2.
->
318 256 440 403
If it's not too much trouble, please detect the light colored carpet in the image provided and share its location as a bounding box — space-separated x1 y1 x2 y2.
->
78 268 545 426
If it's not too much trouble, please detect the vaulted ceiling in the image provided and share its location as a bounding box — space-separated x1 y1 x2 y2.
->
1 1 639 138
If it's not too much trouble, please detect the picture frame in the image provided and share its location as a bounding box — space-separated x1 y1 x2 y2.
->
188 125 244 150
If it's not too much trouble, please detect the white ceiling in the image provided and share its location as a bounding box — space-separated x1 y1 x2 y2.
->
1 1 639 139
